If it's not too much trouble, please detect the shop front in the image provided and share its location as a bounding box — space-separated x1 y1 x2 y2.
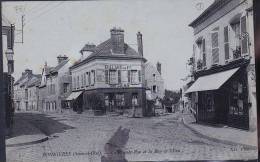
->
186 66 250 130
83 87 147 116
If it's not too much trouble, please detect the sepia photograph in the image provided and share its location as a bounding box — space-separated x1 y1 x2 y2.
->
0 0 258 161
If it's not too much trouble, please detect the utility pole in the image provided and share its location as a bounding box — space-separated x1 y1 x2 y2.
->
0 3 7 162
14 15 25 44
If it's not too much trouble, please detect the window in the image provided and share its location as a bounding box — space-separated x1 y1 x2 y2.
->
153 74 156 81
73 77 76 89
224 26 230 60
87 72 90 86
202 39 206 67
152 85 157 93
91 70 95 85
211 30 219 64
231 21 241 59
121 70 128 82
77 76 80 89
130 70 139 84
84 73 86 86
109 70 118 84
229 80 245 116
81 74 84 88
63 83 69 93
96 69 105 82
115 93 125 106
118 70 121 83
105 70 109 84
240 16 248 54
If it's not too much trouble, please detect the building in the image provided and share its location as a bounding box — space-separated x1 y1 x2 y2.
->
27 76 41 111
69 28 148 116
13 69 41 111
144 62 164 99
38 56 72 113
185 0 256 130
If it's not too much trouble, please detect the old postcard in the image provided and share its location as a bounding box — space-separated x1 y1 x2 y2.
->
1 0 258 161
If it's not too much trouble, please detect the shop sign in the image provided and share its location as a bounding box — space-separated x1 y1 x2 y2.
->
105 64 131 70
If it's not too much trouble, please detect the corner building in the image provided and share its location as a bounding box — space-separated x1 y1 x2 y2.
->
69 28 148 116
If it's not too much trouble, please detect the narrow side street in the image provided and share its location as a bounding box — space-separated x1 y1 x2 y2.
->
6 111 258 162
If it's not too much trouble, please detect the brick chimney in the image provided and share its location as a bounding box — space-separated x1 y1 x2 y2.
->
57 55 68 64
110 27 125 54
156 62 162 75
137 31 143 57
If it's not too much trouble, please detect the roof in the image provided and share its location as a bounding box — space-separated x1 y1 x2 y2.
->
47 59 69 76
71 38 145 69
27 75 42 88
189 0 231 27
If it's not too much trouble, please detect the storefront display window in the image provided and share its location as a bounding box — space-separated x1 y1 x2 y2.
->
229 80 245 115
116 93 125 106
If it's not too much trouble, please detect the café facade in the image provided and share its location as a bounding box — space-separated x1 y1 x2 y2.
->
69 28 148 116
186 0 256 131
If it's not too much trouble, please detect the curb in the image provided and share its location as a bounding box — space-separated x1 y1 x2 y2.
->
181 117 257 150
6 136 49 147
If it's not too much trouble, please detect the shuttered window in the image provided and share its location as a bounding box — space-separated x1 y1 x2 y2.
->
128 70 131 82
224 26 229 60
138 70 141 83
105 70 109 84
211 31 219 64
240 16 248 54
118 70 121 83
202 39 206 67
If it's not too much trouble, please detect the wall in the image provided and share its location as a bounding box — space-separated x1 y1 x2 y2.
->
71 59 144 91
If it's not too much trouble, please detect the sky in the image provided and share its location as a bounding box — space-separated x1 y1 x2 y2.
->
2 0 214 90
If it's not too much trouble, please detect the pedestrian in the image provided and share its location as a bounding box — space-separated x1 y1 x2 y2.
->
132 96 138 117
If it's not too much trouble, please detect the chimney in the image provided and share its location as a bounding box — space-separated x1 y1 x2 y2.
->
156 62 162 75
57 55 68 64
137 31 143 57
22 69 33 76
110 27 125 54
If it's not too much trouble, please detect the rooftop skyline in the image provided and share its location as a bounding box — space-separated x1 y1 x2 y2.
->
2 0 214 90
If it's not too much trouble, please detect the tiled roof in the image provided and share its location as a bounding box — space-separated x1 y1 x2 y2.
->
71 38 143 69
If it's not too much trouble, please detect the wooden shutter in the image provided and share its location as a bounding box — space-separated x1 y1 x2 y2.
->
211 31 219 64
240 16 248 54
202 39 206 67
128 70 131 83
105 70 109 84
138 70 141 83
224 26 229 60
118 70 121 83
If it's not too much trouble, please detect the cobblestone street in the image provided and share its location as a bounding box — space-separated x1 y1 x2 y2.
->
6 112 258 162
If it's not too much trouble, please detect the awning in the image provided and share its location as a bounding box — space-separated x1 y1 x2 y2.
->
66 91 83 101
185 67 240 93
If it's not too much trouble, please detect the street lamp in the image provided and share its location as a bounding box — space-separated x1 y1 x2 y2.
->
5 49 14 75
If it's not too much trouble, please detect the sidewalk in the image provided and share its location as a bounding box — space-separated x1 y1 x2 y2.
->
182 113 258 147
6 112 48 147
